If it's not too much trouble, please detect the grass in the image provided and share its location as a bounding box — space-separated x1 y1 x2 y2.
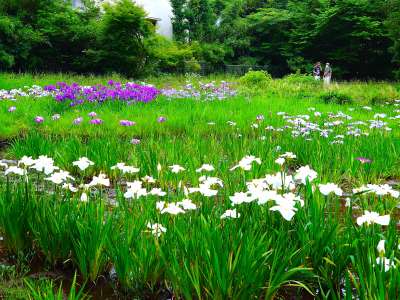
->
0 72 400 299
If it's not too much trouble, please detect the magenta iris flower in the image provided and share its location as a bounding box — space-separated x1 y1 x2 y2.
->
8 106 16 112
157 116 166 123
120 120 136 126
88 112 97 118
90 118 103 125
34 116 44 123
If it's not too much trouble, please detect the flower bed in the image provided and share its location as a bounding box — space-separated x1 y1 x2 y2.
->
45 81 160 106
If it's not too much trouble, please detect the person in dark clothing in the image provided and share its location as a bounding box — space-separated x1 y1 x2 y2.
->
313 62 322 80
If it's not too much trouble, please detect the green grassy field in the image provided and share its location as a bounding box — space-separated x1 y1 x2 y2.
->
0 72 400 299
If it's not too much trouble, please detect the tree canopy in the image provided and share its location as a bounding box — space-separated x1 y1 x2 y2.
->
198 0 399 79
0 0 399 79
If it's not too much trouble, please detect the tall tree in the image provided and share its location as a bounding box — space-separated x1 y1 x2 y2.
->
87 0 153 76
227 0 395 79
186 0 214 42
247 6 293 75
216 0 252 63
170 0 188 42
305 0 393 79
386 0 400 78
0 0 98 72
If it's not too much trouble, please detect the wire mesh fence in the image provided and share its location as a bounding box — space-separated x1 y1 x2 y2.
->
197 62 269 76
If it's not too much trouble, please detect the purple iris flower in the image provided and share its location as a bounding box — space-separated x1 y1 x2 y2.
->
8 106 16 112
157 116 166 123
44 85 57 92
120 120 136 126
73 117 83 125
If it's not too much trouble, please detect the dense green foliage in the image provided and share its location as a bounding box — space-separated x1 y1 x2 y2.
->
0 0 162 76
170 0 187 42
146 36 199 74
387 0 400 79
210 0 400 79
239 70 271 86
85 0 153 77
0 0 399 78
0 0 99 72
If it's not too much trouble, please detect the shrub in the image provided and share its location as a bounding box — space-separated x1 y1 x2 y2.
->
370 95 391 105
185 58 201 73
240 70 272 87
146 35 196 74
192 42 226 66
367 89 399 105
319 91 353 105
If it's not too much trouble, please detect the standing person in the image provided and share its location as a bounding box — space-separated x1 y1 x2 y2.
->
323 63 332 85
313 62 322 80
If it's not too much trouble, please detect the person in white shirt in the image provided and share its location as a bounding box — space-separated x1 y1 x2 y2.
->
323 63 332 85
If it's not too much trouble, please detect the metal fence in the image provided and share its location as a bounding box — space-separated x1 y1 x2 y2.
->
197 62 269 76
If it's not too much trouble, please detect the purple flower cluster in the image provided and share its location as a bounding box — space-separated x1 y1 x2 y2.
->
44 81 160 106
